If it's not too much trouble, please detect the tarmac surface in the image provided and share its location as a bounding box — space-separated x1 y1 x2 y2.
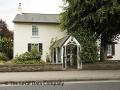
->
0 81 120 90
0 70 120 83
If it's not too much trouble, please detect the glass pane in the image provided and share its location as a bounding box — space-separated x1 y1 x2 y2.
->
32 26 38 36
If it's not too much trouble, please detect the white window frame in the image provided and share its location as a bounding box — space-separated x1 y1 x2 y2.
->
32 25 39 36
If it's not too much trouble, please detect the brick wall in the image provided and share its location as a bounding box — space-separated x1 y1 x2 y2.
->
83 63 120 70
0 64 63 72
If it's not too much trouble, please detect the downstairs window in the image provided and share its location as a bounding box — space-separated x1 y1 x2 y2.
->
28 43 43 54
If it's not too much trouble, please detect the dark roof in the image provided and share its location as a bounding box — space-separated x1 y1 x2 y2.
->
51 35 70 48
13 13 59 23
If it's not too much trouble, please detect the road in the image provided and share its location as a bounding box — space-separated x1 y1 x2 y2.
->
0 80 120 90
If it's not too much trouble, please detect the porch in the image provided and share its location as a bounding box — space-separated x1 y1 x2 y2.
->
51 35 81 69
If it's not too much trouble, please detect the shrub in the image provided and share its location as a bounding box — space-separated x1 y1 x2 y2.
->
15 48 41 61
14 59 45 64
13 48 44 64
73 30 99 63
0 52 8 61
46 53 50 63
0 37 13 59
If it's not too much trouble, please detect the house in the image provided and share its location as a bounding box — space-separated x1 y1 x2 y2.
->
13 3 81 69
13 3 120 69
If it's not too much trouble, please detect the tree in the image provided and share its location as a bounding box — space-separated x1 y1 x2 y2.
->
0 19 13 59
60 0 120 61
0 38 13 59
0 19 13 39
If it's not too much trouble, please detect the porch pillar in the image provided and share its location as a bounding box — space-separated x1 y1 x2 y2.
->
52 49 54 63
56 48 58 63
64 46 67 69
77 46 80 69
61 47 63 63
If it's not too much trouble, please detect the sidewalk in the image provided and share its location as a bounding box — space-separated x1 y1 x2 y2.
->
0 70 120 83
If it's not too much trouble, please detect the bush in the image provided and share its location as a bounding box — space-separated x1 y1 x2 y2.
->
13 48 44 64
15 48 41 61
0 37 13 59
0 52 8 61
14 59 45 64
74 29 99 63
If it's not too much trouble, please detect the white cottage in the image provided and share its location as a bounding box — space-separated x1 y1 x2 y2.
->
13 3 120 69
13 3 81 69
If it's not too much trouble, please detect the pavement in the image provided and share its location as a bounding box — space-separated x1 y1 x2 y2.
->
0 70 120 83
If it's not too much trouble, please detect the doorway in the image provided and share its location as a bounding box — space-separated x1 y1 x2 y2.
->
66 44 77 69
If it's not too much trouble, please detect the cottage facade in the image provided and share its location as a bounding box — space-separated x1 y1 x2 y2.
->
13 13 66 60
13 3 120 69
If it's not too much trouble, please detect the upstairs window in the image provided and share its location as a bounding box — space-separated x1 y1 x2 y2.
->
32 26 38 36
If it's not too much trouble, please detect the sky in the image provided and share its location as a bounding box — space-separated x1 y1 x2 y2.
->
0 0 63 30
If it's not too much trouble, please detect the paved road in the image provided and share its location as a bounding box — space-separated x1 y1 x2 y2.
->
0 80 120 90
0 70 120 82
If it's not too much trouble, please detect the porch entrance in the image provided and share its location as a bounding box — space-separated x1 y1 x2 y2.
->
66 44 77 69
51 35 81 70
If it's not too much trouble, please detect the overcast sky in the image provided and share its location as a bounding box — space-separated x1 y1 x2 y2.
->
0 0 63 30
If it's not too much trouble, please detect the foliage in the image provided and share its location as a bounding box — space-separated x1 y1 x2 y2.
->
50 37 58 48
0 19 13 39
0 37 13 59
13 59 45 64
0 52 8 61
46 53 50 63
0 19 13 59
13 48 44 64
61 0 120 61
74 30 98 63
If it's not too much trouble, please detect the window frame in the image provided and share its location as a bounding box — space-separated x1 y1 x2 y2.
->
31 43 39 52
32 25 39 36
28 43 43 54
107 44 115 58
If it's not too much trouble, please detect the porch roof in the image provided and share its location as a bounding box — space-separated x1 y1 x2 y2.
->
51 35 70 48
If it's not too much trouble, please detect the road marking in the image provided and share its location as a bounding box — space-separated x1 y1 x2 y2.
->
64 80 120 84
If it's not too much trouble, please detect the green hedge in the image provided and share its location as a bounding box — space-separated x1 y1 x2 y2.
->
13 59 45 64
13 48 45 64
73 30 99 63
0 52 8 61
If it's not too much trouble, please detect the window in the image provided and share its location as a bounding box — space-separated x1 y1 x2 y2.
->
107 45 112 56
31 44 39 51
28 43 43 54
32 26 38 36
107 44 115 58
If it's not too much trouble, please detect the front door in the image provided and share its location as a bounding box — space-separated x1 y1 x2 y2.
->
66 44 77 69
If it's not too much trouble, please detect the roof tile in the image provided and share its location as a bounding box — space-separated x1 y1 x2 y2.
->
13 13 59 23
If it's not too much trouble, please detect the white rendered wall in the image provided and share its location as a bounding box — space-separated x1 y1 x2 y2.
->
14 23 66 61
97 39 120 60
108 42 120 60
14 22 120 61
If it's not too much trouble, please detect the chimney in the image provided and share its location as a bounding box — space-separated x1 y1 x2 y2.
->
17 3 22 14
